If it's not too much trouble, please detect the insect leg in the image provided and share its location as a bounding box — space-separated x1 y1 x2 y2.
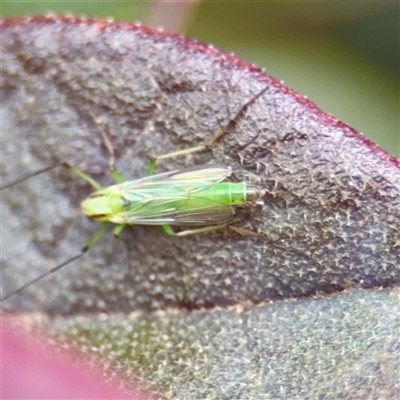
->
154 145 208 161
110 169 125 183
113 224 127 237
204 85 269 148
154 85 270 162
148 159 157 176
162 224 176 235
64 163 104 190
98 129 126 183
162 224 229 237
66 161 125 186
228 225 259 237
112 224 129 248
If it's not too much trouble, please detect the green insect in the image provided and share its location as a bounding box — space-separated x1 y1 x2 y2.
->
79 163 258 237
1 86 268 302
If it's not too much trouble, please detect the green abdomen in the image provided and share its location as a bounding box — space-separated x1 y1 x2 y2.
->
108 180 258 225
191 182 247 206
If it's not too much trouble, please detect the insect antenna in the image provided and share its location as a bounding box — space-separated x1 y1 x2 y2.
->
1 251 86 302
0 163 66 191
1 222 110 302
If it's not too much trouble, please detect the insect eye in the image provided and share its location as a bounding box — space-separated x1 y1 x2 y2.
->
89 193 104 199
89 213 108 221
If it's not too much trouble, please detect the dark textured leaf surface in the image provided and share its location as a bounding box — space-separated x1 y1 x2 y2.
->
8 288 400 399
1 15 399 399
2 15 399 313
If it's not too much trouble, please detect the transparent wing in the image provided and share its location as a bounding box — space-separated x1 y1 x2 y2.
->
118 188 236 226
129 202 235 226
114 164 232 191
108 164 238 226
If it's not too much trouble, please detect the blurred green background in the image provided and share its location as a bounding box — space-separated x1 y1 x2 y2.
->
2 1 399 157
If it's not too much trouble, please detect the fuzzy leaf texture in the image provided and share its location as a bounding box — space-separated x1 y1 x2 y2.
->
1 15 399 399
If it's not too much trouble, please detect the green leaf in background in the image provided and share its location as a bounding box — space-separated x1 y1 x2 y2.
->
188 2 399 158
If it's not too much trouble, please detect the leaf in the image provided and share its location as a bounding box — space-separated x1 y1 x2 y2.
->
1 15 399 399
